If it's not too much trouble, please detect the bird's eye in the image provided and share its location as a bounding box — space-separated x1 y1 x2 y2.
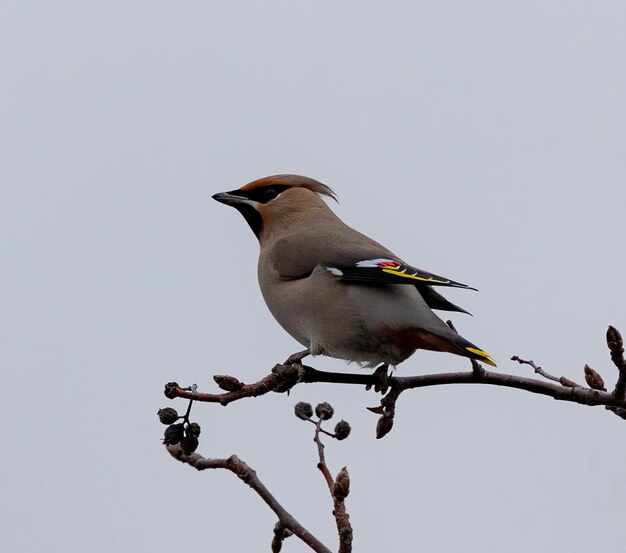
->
262 188 279 202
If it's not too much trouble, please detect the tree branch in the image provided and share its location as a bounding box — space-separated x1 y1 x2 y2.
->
164 326 626 438
162 324 626 549
166 445 332 553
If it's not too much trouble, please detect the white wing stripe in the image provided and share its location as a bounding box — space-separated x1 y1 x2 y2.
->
355 258 394 268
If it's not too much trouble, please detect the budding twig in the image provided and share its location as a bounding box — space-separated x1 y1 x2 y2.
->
607 326 626 400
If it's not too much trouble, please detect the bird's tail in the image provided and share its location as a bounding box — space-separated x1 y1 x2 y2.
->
465 345 497 367
452 334 497 367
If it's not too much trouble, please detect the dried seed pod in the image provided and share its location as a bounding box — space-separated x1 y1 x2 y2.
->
294 402 313 420
315 402 334 420
180 435 199 455
186 422 202 438
163 382 180 399
157 407 179 425
163 423 185 445
334 420 352 440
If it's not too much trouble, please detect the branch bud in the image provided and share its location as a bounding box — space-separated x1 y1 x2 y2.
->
584 365 606 391
607 326 624 353
332 466 350 499
271 522 292 553
559 376 581 388
376 415 394 439
271 537 282 553
214 375 244 392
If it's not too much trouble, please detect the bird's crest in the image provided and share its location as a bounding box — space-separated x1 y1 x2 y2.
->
241 174 337 202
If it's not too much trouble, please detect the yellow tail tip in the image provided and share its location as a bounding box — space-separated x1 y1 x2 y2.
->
466 347 497 367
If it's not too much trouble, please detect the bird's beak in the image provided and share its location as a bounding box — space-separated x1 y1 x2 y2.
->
212 191 250 207
213 189 262 236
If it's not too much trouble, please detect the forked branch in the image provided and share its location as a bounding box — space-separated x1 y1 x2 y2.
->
166 446 332 553
162 325 626 550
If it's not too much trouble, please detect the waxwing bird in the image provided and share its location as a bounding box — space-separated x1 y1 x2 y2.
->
212 175 495 369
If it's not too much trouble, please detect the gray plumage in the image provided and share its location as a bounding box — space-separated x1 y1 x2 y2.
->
213 174 495 368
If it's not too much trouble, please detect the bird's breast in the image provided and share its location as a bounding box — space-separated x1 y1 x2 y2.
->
257 258 447 365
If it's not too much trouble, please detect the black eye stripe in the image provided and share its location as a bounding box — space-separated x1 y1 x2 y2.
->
261 188 279 202
228 185 290 204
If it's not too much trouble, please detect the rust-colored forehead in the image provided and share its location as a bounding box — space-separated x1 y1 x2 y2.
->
240 175 294 191
239 174 337 200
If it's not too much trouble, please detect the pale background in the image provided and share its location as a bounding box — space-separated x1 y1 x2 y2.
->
2 2 626 552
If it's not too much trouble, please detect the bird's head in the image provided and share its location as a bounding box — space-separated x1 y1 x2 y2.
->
213 174 337 240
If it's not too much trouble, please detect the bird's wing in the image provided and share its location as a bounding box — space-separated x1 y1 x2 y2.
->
326 257 477 290
269 233 474 313
416 285 472 315
268 224 397 280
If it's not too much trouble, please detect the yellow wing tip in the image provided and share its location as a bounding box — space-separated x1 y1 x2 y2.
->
466 347 497 367
381 267 448 284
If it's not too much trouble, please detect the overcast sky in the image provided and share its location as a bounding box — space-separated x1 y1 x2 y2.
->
2 2 626 552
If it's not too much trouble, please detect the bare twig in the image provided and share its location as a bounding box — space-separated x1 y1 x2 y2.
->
166 446 332 553
511 355 561 383
311 421 353 553
510 354 584 388
314 420 334 489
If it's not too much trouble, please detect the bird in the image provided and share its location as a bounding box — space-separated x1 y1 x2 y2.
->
212 174 495 370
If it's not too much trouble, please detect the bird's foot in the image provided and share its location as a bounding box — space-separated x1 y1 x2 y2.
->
366 364 392 394
284 349 310 366
470 358 485 377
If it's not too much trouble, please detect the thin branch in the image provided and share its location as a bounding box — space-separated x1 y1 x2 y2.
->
510 355 585 388
511 355 561 383
392 369 619 403
166 446 332 553
314 419 334 489
311 421 353 553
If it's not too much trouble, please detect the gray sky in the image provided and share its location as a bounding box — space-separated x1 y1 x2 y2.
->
2 2 626 552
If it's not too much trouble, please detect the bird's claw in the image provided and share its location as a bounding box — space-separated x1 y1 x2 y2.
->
283 349 311 366
365 364 391 394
